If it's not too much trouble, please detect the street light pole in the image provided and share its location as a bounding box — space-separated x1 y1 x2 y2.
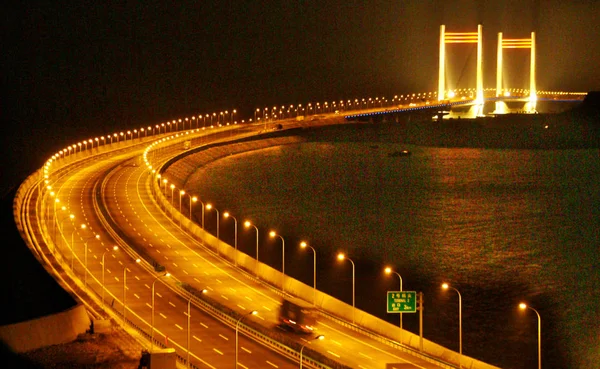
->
123 258 141 326
83 234 100 289
101 246 119 306
224 212 238 266
187 298 191 368
179 190 185 226
519 303 541 369
151 272 170 352
269 231 285 293
170 184 175 209
442 283 462 368
385 267 403 330
244 221 259 277
236 310 258 368
206 204 219 239
189 195 197 220
337 253 355 324
300 242 317 306
300 335 325 369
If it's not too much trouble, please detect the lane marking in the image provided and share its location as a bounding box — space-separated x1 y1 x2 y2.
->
219 334 228 341
359 352 372 359
241 347 251 354
193 335 202 342
169 301 176 308
175 324 183 330
213 348 223 355
266 361 279 368
156 292 162 298
146 303 152 309
327 351 341 358
262 306 272 311
134 294 140 299
159 313 167 319
200 322 208 328
221 295 229 300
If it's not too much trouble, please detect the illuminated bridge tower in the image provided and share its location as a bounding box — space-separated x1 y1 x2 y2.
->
495 32 537 114
438 24 484 117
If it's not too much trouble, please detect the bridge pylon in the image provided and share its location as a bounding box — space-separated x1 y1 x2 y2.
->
438 24 484 117
494 31 537 114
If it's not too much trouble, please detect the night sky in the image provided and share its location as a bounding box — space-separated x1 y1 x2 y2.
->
2 1 599 190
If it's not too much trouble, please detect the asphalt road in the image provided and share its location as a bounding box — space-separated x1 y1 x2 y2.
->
47 122 449 369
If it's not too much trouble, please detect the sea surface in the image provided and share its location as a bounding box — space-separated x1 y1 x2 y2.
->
188 123 600 369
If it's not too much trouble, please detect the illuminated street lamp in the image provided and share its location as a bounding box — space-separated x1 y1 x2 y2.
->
235 310 258 368
205 204 219 239
300 242 317 306
58 211 74 247
101 245 119 306
151 272 171 352
337 253 355 324
223 212 238 266
189 195 197 219
70 223 85 270
269 231 285 292
83 233 101 289
442 283 462 368
384 267 403 330
170 184 175 207
179 190 185 225
244 221 259 276
123 258 141 324
519 303 542 369
162 178 168 196
300 335 325 369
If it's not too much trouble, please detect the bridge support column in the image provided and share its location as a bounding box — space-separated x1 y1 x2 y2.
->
438 25 446 101
438 24 484 116
528 31 537 113
494 32 505 114
474 24 484 116
494 31 537 114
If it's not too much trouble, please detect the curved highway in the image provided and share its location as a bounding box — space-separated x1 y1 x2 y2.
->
53 123 451 369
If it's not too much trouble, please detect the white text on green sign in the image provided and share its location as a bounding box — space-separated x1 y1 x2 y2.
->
387 291 417 313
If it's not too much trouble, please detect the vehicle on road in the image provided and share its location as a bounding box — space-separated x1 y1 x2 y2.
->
278 296 317 333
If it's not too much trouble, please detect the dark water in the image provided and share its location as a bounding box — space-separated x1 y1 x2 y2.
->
189 124 600 369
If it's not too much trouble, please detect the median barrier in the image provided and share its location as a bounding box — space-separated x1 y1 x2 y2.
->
149 127 502 369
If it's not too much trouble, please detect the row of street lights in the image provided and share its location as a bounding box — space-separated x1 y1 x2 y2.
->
52 178 542 369
141 125 543 369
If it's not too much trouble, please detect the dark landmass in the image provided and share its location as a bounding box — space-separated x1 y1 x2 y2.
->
0 189 76 326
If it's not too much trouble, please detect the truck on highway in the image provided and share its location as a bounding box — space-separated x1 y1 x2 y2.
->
278 296 317 333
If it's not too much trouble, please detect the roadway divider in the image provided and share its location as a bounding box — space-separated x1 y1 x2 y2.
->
151 126 502 369
94 160 166 273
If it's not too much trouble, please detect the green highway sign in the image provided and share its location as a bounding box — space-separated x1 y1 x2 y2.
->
387 291 417 313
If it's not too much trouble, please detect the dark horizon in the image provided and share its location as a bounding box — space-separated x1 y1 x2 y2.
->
3 0 599 188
